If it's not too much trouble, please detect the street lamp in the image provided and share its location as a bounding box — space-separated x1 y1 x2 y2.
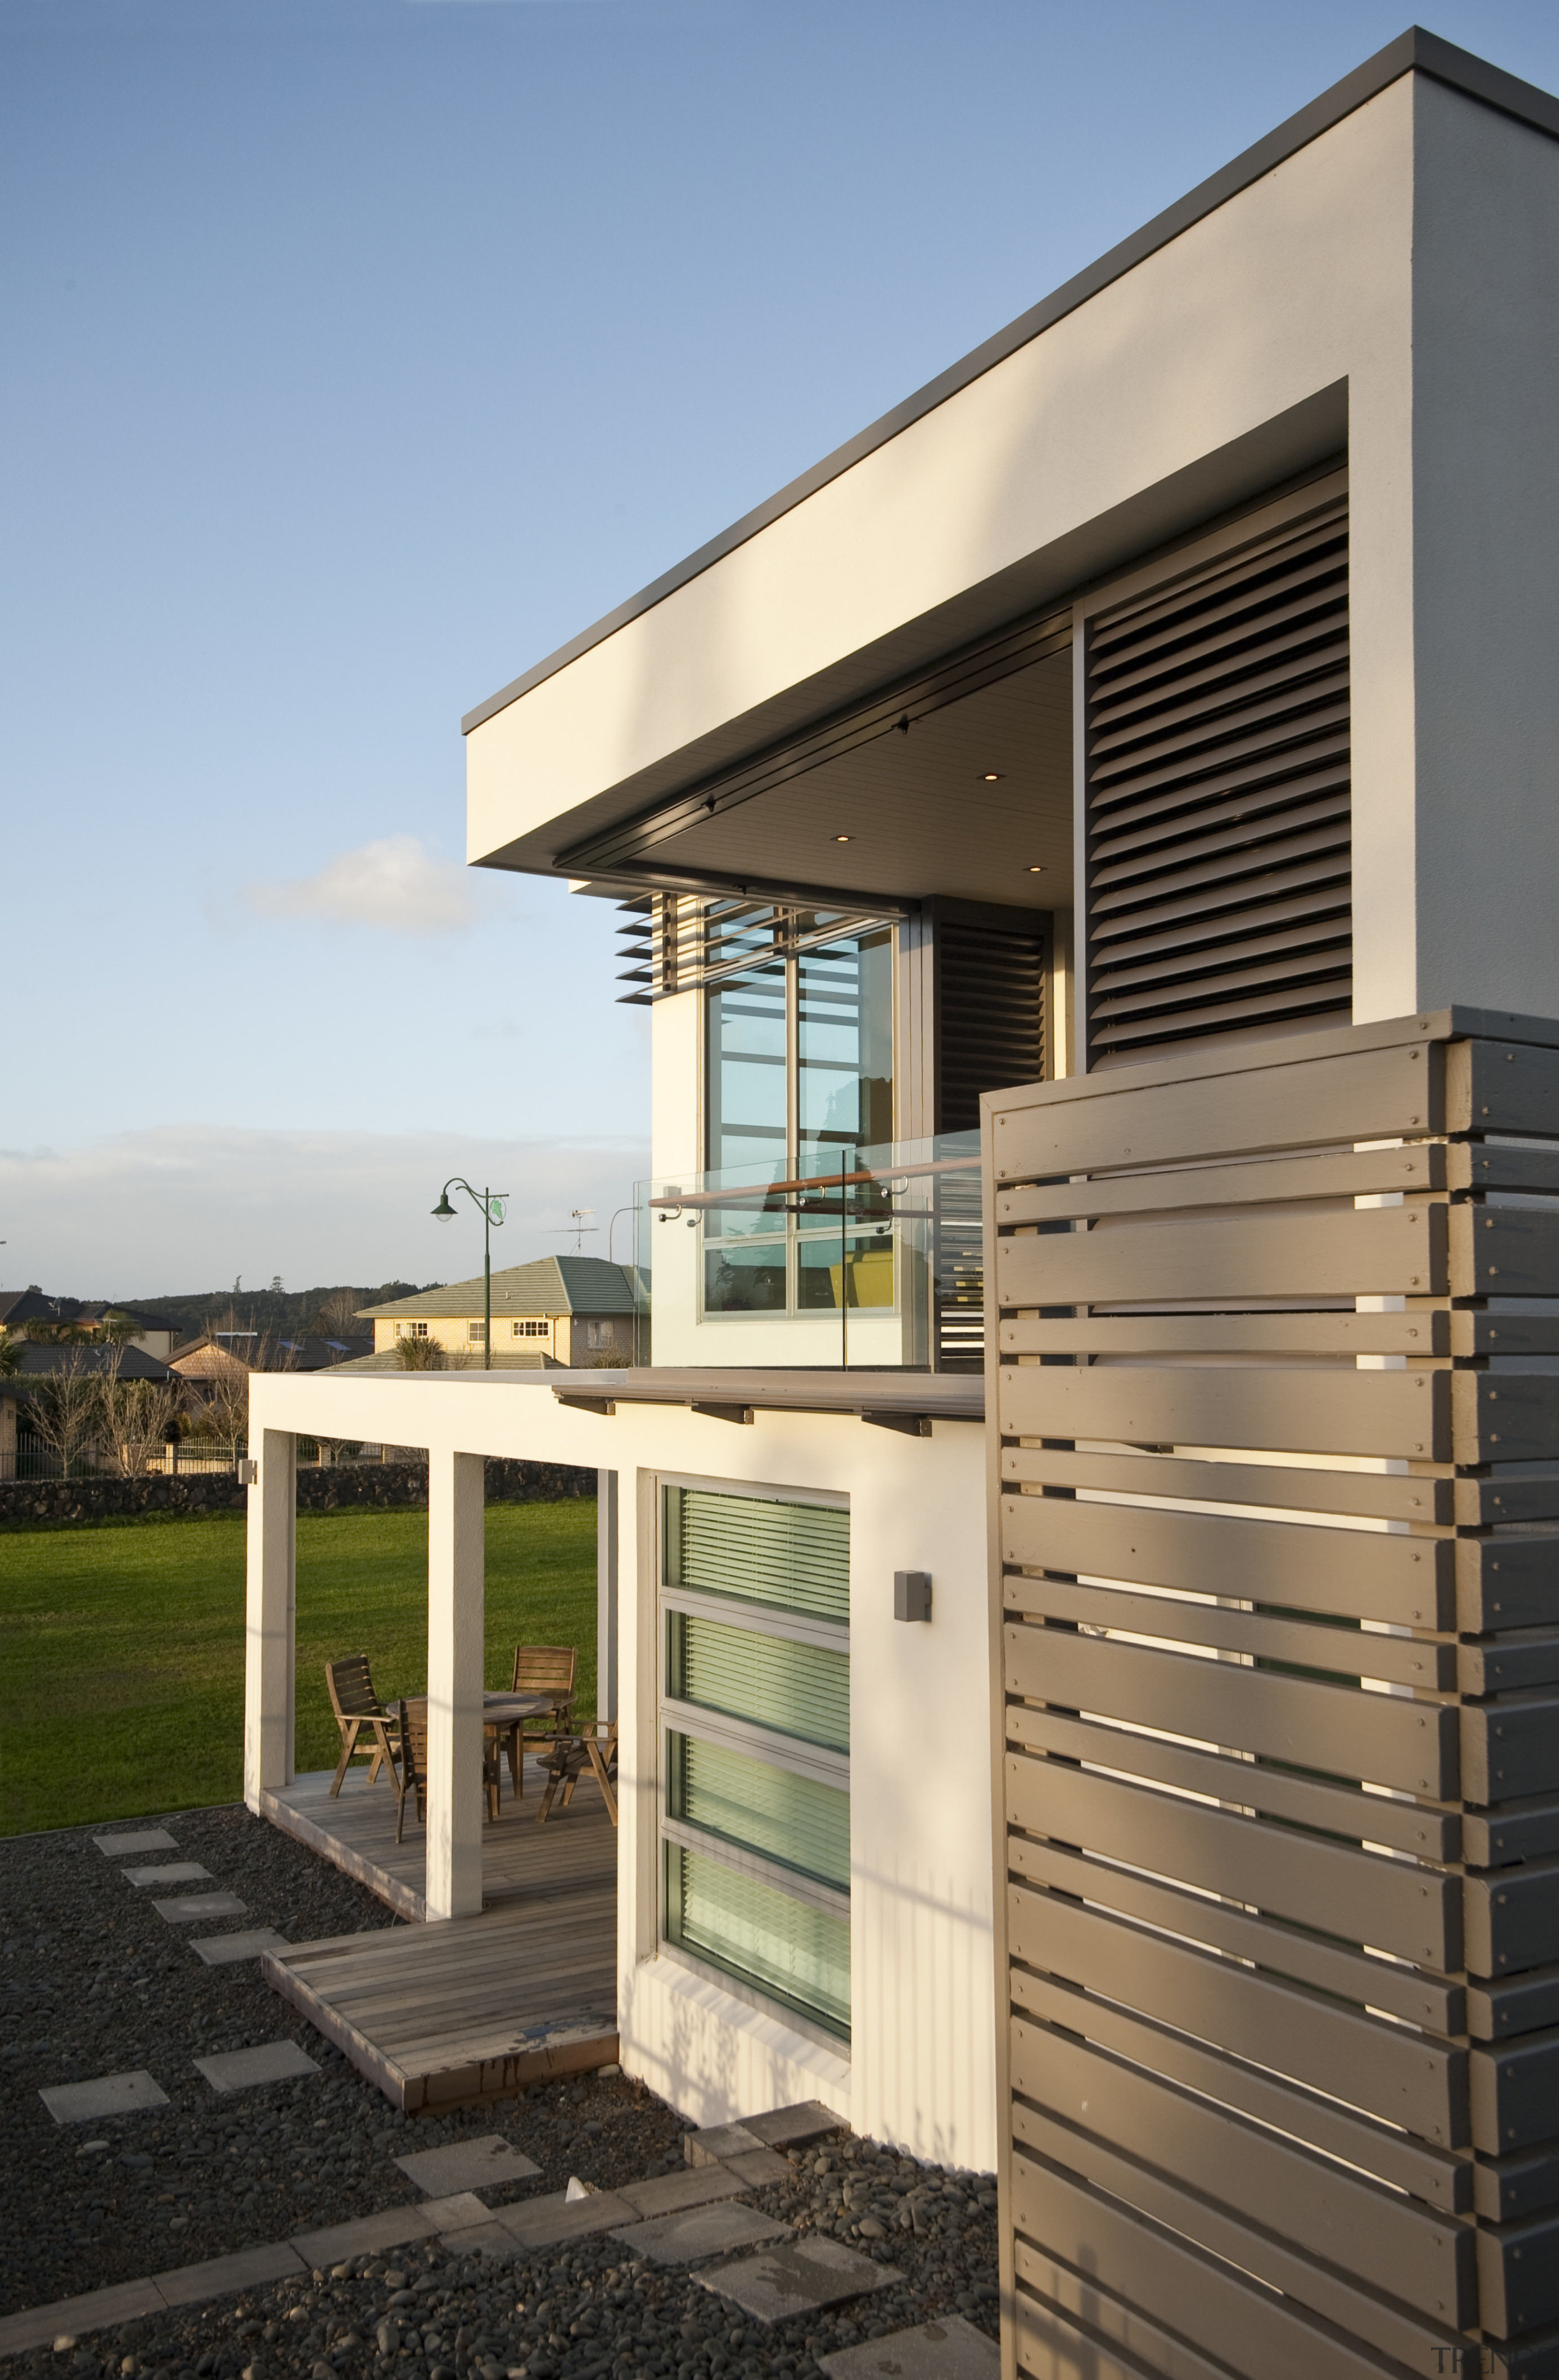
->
431 1179 508 1370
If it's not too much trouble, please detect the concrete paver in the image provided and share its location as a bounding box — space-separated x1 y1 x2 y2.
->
192 2041 320 2092
188 1929 287 1966
394 2135 541 2197
40 2072 170 2125
684 2122 765 2167
493 2189 638 2250
0 2281 166 2359
152 1891 248 1922
697 2236 901 2325
155 2244 306 2308
818 2315 999 2377
745 2102 845 2151
92 1831 179 1857
122 1863 212 1888
290 2208 436 2265
421 2192 494 2234
611 2202 792 2267
616 2167 745 2220
723 2145 793 2188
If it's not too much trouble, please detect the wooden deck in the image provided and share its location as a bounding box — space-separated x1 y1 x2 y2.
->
258 1762 618 2112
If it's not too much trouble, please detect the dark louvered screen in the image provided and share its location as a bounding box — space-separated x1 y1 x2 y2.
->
936 917 1047 1132
1083 494 1350 1064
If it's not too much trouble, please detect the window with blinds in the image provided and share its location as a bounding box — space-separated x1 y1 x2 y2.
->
659 1484 850 2039
1082 489 1350 1065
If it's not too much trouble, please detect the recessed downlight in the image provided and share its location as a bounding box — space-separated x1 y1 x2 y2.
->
983 771 1002 782
1028 864 1045 874
836 834 851 843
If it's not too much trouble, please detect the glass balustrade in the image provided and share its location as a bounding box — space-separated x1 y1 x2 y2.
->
628 1129 982 1370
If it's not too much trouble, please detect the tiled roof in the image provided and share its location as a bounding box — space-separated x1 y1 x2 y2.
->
356 1257 635 1322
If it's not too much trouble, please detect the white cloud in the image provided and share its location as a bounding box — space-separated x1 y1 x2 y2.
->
247 835 477 935
0 1125 649 1301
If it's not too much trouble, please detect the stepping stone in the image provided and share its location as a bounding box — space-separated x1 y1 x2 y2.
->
612 2202 792 2267
291 2209 436 2265
616 2167 745 2220
153 1892 248 1922
745 2101 845 2150
193 2041 320 2092
394 2135 541 2197
188 1929 287 1966
697 2236 901 2325
493 2189 638 2251
123 1863 212 1888
423 2192 498 2233
40 2071 169 2125
686 2121 766 2167
93 1829 178 1856
818 2315 999 2377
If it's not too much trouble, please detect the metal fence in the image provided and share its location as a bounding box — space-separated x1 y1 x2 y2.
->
0 1436 390 1481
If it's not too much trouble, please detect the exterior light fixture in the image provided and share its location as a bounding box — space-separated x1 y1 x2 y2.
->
1029 865 1046 874
429 1178 508 1368
836 834 851 843
983 772 1002 782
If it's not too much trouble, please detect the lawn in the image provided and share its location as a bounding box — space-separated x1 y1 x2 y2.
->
0 1497 598 1836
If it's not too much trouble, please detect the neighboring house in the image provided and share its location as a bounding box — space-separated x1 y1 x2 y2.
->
170 1330 370 1396
0 1292 183 1361
0 1342 176 1478
351 1257 636 1369
244 33 1559 2378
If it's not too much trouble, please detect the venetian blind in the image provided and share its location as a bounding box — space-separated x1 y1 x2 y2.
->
665 1842 851 2035
666 1487 850 1625
668 1732 850 1890
666 1612 850 1753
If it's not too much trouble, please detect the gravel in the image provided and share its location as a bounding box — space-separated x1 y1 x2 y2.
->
1 1809 999 2372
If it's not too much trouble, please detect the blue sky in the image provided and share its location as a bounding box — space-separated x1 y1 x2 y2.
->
6 0 1559 1298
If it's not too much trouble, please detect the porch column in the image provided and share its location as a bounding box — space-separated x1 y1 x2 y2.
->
426 1447 485 1920
244 1428 296 1811
597 1469 619 1721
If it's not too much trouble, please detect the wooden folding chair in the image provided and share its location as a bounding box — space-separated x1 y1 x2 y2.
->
536 1720 618 1826
507 1644 578 1796
393 1698 503 1840
326 1654 397 1796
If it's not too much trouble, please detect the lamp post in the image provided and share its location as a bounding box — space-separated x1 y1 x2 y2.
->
431 1179 508 1370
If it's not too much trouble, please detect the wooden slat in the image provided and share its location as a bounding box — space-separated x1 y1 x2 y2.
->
998 1204 1444 1305
1007 1751 1459 1972
1012 2111 1459 2380
1454 1372 1559 1464
1471 2030 1559 2155
1447 1039 1559 1137
992 1042 1439 1179
999 1361 1450 1460
1452 1311 1559 1357
1002 1439 1454 1521
1010 2015 1470 2321
1457 1536 1559 1631
1010 1964 1468 2210
1009 1828 1457 2028
1013 2257 1228 2380
997 1142 1445 1225
1005 1568 1453 1689
1452 1206 1559 1297
1005 1622 1457 1796
1462 1697 1559 1807
1002 1491 1453 1626
1463 1860 1559 1980
1004 1308 1451 1357
1004 1698 1459 1860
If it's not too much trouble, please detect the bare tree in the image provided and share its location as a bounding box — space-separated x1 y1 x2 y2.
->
100 1360 185 1478
314 1288 363 1338
183 1315 298 1460
24 1350 105 1477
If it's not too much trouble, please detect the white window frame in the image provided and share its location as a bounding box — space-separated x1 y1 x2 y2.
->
654 1472 851 2029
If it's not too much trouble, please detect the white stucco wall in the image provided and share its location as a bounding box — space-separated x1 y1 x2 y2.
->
247 1369 996 2170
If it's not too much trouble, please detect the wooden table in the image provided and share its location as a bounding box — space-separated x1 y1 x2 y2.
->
400 1692 554 1815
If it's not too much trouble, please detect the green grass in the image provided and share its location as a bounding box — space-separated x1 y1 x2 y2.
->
0 1499 598 1836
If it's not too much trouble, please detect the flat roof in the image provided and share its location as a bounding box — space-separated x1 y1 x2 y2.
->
462 27 1559 741
314 1364 984 1425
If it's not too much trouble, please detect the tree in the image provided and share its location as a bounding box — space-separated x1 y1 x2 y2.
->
0 1333 23 1379
393 1335 470 1370
313 1287 363 1338
99 1351 184 1478
24 1350 104 1477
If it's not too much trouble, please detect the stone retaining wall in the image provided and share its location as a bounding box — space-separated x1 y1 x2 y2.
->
0 1457 594 1528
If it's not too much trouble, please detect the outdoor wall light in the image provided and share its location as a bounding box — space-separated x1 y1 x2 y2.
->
894 1570 932 1623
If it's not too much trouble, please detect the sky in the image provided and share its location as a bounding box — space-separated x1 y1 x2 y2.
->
6 0 1559 1300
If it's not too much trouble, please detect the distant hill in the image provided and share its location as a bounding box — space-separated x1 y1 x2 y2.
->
25 1283 442 1343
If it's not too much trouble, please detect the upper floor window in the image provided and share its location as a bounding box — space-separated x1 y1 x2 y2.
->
706 925 893 1179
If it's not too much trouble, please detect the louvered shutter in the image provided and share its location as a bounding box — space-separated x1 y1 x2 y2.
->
935 916 1047 1131
1082 492 1350 1065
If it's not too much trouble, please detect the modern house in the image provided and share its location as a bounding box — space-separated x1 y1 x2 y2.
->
351 1256 636 1369
245 31 1559 2380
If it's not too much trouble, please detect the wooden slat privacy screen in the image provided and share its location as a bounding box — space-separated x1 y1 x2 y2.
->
1082 483 1351 1065
987 1009 1559 2380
